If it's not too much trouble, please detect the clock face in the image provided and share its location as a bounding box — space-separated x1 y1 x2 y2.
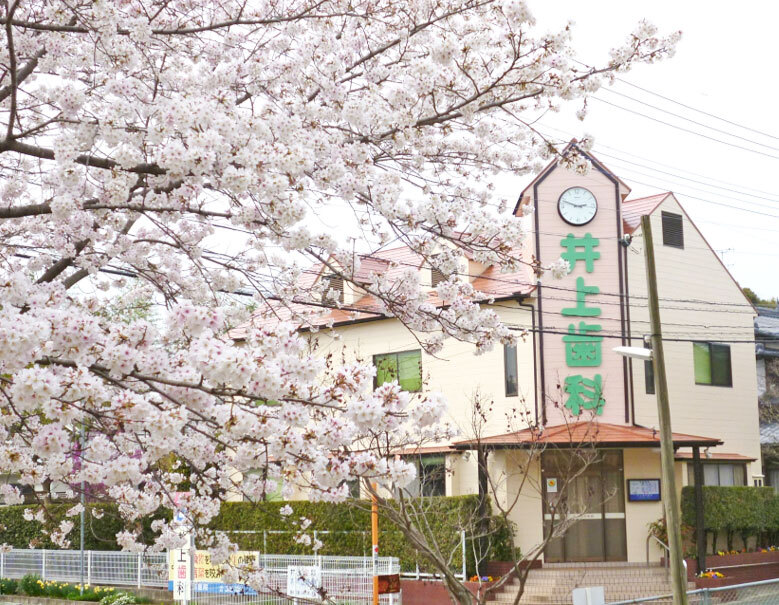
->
558 187 598 226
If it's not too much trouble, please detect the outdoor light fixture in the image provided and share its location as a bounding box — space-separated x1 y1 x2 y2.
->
612 346 653 361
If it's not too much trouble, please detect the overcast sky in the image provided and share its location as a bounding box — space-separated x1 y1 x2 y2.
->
521 0 776 301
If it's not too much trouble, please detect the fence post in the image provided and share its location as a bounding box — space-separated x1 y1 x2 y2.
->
263 530 267 555
0 550 4 577
137 553 142 588
41 549 46 580
461 530 466 581
87 551 92 586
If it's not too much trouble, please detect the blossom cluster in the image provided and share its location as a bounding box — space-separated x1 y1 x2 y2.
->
0 0 677 585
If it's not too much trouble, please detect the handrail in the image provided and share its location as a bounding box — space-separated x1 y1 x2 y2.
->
646 534 688 576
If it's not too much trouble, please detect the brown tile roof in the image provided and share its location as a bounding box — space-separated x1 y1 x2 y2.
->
231 243 535 337
392 445 459 456
674 452 756 462
622 192 671 234
452 421 722 449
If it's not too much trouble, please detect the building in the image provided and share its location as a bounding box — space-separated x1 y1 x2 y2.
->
756 306 779 490
242 146 761 564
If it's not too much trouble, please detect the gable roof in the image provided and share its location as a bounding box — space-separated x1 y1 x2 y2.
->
513 141 632 216
231 243 536 338
622 192 672 234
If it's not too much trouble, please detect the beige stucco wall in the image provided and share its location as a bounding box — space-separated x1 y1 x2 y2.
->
308 300 536 449
627 196 762 475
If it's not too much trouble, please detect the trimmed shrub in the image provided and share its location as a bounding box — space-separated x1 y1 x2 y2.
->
209 496 514 575
681 486 776 552
0 504 165 550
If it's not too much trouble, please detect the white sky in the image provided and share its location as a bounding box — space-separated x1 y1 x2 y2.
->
521 0 776 300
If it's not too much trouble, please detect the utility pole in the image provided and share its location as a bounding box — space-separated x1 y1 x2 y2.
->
371 482 379 605
641 215 688 605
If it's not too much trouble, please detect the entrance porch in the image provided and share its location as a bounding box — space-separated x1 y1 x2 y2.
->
452 421 722 564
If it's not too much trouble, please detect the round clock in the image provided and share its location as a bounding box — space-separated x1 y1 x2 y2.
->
558 187 598 226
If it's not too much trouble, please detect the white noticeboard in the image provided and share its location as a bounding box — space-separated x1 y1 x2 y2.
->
571 586 605 605
286 565 322 600
171 548 192 601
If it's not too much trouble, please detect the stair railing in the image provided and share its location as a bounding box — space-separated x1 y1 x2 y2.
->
646 534 688 577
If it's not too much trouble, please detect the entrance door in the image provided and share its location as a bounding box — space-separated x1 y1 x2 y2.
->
542 450 627 562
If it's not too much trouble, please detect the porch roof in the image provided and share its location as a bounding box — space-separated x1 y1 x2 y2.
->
674 451 756 462
451 422 723 450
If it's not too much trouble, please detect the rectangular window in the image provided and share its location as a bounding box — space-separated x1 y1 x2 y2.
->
374 350 422 392
504 343 518 397
405 455 446 497
644 359 655 394
431 267 446 287
322 274 344 302
661 211 684 248
687 463 746 486
693 342 732 387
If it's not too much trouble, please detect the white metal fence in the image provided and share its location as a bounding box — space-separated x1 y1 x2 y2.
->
0 549 168 588
0 550 401 604
192 555 401 605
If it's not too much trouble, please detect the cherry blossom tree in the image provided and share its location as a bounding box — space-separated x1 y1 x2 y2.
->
0 0 678 577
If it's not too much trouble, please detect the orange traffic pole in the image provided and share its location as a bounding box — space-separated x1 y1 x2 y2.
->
371 482 379 605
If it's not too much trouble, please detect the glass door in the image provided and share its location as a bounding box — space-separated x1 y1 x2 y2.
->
542 450 627 562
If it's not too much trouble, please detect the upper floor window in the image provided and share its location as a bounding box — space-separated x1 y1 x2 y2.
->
644 359 655 395
504 343 518 397
661 211 684 248
374 350 422 392
693 342 732 387
322 274 344 302
431 267 446 287
687 462 745 486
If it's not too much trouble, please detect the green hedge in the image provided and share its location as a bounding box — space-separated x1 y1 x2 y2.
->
0 497 514 576
0 503 161 551
209 496 515 575
681 486 776 551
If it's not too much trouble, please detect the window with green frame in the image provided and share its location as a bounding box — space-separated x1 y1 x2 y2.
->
693 342 732 387
373 350 422 392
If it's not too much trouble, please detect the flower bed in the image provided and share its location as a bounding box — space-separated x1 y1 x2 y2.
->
0 576 150 604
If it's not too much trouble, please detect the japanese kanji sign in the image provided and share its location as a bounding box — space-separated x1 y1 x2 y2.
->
560 233 604 416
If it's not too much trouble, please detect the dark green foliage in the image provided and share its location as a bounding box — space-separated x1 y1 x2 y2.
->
0 504 167 550
0 578 18 594
681 486 776 552
0 497 512 576
210 496 514 575
20 574 45 596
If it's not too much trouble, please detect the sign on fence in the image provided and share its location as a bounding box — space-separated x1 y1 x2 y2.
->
170 549 191 601
286 565 322 600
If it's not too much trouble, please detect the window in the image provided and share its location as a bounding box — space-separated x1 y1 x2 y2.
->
322 274 344 302
693 342 732 387
343 478 361 498
405 455 446 497
661 211 684 248
644 359 655 394
431 267 446 287
374 350 422 392
687 463 746 486
504 343 518 397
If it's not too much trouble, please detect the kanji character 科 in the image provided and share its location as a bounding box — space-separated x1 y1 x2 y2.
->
564 374 605 415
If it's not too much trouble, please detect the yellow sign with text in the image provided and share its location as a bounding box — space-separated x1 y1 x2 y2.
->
168 550 259 583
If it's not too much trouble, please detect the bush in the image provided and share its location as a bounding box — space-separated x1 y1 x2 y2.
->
20 574 46 597
0 578 18 594
210 496 513 575
681 486 776 552
0 504 165 550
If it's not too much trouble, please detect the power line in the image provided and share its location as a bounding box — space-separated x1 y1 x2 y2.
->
616 78 779 142
601 87 779 153
590 96 779 161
